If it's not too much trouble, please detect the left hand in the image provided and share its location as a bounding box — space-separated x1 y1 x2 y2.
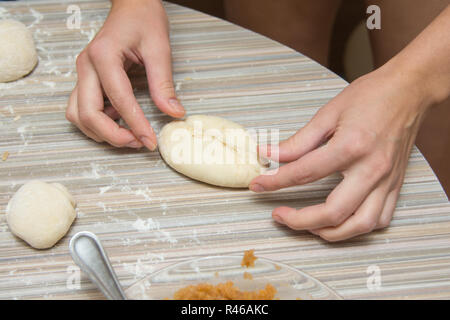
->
249 64 432 241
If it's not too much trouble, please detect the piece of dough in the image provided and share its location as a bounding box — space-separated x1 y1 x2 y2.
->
158 115 266 188
6 180 77 249
0 19 38 83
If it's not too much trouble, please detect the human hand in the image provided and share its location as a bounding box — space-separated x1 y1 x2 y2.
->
66 0 185 150
249 64 434 241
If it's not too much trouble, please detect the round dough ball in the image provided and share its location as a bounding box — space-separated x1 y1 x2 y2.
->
6 180 77 249
0 19 38 83
158 115 266 188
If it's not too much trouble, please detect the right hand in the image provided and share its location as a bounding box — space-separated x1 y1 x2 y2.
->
66 0 185 150
249 63 432 241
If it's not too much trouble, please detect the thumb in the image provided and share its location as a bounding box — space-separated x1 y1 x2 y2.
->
144 48 185 119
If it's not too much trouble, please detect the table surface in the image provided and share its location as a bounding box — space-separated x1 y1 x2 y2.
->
1 0 450 300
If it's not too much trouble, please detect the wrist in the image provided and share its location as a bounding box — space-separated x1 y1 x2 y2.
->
108 0 166 24
111 0 160 9
383 54 449 108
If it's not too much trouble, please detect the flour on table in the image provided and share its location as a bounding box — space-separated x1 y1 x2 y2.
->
132 218 160 232
28 8 43 27
131 218 178 244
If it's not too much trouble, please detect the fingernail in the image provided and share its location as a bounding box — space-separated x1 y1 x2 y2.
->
141 136 157 151
168 98 185 114
126 140 143 148
249 183 265 193
273 214 284 224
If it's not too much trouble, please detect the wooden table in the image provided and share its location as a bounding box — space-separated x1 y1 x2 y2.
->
1 0 450 300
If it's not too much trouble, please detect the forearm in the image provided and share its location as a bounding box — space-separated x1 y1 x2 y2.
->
384 5 450 107
111 0 160 4
109 0 162 12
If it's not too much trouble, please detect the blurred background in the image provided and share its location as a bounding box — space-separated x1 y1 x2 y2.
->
167 0 450 198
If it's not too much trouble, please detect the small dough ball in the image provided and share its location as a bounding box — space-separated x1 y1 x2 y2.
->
0 19 38 83
6 180 77 249
158 115 266 188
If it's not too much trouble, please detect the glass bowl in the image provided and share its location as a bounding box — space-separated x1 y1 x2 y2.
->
125 255 342 300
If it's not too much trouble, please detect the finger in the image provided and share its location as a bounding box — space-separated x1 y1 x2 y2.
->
271 167 380 230
66 84 103 142
250 140 347 192
267 101 339 163
92 54 156 149
376 168 404 230
143 44 185 118
76 53 144 148
74 80 120 122
274 124 332 163
376 188 400 229
104 105 121 120
89 50 156 150
312 185 389 241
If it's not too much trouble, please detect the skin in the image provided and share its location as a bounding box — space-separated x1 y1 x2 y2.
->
367 0 449 69
224 0 342 66
249 5 450 241
67 0 450 241
66 0 185 151
367 0 450 197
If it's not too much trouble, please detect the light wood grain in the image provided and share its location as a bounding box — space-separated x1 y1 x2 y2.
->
0 0 449 300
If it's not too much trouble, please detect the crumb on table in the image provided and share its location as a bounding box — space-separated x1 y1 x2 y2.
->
241 249 257 267
243 271 253 280
173 281 276 300
2 151 9 161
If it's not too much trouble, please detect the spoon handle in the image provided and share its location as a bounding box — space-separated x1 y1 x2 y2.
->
69 231 127 300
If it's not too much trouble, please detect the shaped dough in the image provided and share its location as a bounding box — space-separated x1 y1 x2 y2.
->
0 19 38 83
158 115 266 188
6 180 77 249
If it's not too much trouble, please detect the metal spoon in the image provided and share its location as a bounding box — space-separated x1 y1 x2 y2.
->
69 231 127 300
